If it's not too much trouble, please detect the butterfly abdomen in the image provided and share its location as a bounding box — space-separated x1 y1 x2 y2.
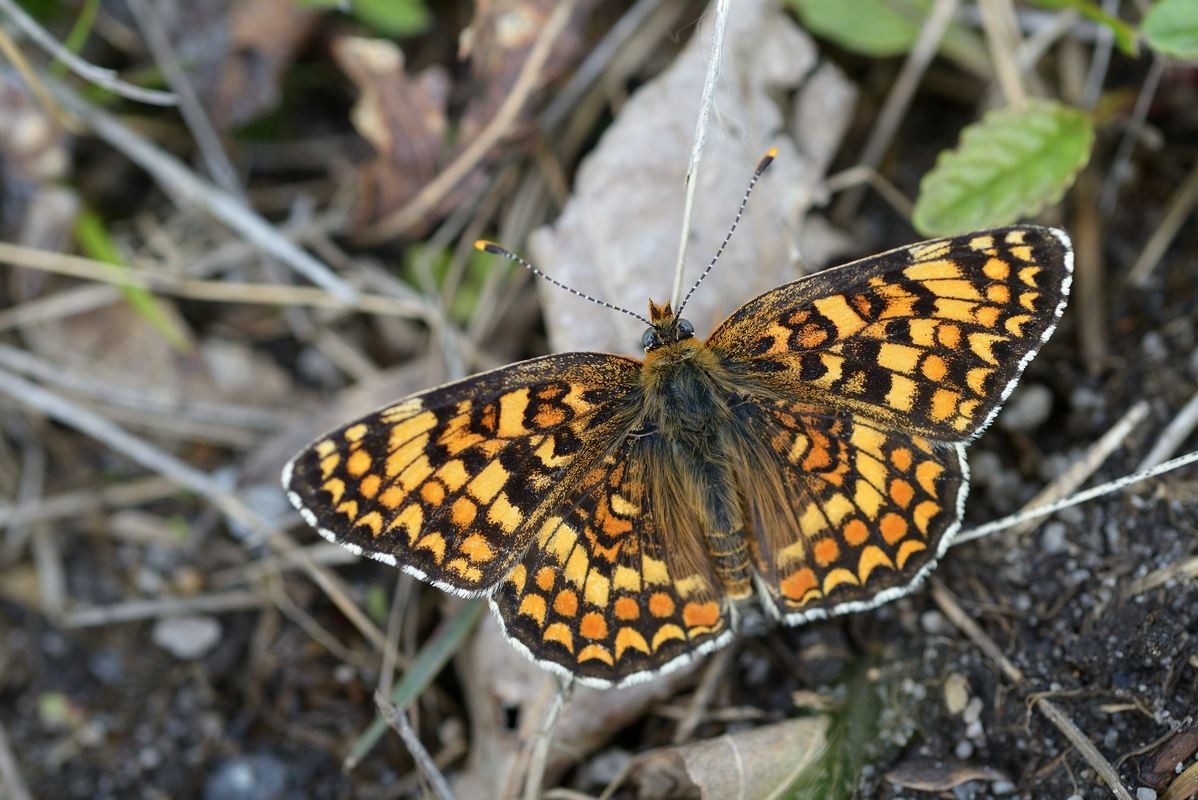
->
641 347 754 598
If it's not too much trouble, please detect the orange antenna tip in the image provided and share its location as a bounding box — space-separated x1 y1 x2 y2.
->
475 239 504 254
756 147 778 174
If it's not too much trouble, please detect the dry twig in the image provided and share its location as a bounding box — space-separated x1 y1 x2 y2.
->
376 692 456 800
0 0 177 106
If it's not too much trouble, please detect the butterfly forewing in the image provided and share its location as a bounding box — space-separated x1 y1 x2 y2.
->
284 353 641 595
707 226 1072 442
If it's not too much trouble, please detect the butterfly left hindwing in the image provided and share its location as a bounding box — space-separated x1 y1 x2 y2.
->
491 437 731 686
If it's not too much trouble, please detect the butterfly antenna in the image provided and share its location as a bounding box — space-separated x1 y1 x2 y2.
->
676 147 777 316
474 241 652 326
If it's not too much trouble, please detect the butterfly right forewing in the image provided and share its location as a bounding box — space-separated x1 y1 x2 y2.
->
708 226 1073 443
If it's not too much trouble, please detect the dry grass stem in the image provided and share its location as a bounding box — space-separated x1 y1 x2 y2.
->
126 0 241 193
375 692 456 800
977 0 1027 108
46 80 358 302
673 646 734 744
0 475 178 531
954 400 1149 544
669 0 730 309
64 589 267 627
0 720 32 800
1100 56 1165 215
0 366 398 662
523 680 573 800
1128 159 1198 287
0 0 175 105
0 241 427 319
1137 391 1198 472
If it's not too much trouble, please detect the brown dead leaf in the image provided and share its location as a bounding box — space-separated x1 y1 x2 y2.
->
1163 759 1198 800
884 756 1009 792
1141 723 1198 789
332 36 452 232
529 0 857 356
458 0 598 143
208 0 318 129
627 716 828 800
452 612 702 797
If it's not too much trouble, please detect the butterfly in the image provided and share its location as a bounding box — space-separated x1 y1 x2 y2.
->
284 160 1072 688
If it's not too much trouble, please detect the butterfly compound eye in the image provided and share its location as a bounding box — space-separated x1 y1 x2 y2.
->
641 328 661 351
677 318 695 338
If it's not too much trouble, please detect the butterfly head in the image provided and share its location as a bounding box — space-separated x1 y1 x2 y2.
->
642 300 696 352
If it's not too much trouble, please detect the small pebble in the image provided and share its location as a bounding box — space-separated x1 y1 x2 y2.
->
954 739 974 759
991 780 1015 795
203 754 287 800
965 720 984 740
999 384 1053 432
1066 795 1084 800
944 673 969 715
1040 521 1068 554
1137 788 1158 800
921 610 948 635
963 696 984 725
152 615 222 660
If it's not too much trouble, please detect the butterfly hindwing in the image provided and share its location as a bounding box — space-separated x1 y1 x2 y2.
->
284 353 641 595
491 437 730 686
707 226 1072 442
728 400 966 621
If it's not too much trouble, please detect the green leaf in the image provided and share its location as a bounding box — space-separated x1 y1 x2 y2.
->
787 0 990 75
913 100 1094 237
1033 0 1138 55
297 0 429 37
74 211 192 351
789 0 923 56
1143 0 1198 59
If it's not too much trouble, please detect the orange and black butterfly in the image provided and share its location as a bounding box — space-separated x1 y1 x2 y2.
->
284 153 1072 687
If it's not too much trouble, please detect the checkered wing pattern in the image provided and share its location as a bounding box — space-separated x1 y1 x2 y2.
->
491 438 729 686
729 400 966 620
708 226 1073 442
284 353 641 596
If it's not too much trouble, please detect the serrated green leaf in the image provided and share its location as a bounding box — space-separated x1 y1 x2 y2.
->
787 0 990 75
1143 0 1198 58
1033 0 1138 55
913 101 1094 237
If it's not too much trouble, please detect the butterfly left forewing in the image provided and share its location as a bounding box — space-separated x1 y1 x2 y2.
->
284 352 642 596
707 225 1072 442
728 399 966 620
